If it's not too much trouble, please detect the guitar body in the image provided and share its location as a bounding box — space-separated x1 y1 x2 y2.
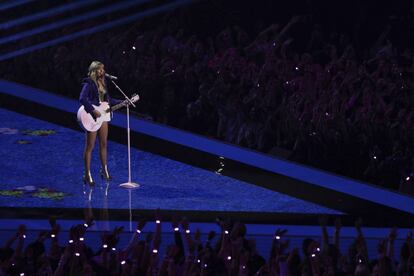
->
77 94 140 132
77 102 111 132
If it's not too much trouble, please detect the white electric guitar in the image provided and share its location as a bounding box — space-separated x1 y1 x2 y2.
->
77 94 140 132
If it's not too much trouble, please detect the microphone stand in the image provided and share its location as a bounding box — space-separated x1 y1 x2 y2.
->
110 79 140 189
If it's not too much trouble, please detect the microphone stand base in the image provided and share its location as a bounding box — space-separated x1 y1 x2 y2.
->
119 182 140 189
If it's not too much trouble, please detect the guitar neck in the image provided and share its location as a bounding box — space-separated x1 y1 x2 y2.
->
104 101 125 113
103 94 138 113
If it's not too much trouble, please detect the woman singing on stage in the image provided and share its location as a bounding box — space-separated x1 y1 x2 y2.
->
79 61 122 185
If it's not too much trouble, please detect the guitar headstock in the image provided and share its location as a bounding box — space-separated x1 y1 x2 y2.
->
122 94 140 106
130 93 140 103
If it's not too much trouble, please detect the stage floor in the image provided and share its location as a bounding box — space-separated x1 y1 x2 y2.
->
0 108 342 221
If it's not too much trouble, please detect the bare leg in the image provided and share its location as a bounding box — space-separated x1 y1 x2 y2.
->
98 122 111 179
84 130 97 183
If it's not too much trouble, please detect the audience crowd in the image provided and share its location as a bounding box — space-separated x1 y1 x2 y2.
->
0 215 413 275
2 1 414 191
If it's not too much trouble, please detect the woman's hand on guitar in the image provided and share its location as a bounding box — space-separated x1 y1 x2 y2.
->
92 109 101 118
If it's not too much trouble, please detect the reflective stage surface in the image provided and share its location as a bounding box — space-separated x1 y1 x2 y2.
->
0 108 341 223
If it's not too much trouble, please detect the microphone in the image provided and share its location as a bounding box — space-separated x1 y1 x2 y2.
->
105 73 118 80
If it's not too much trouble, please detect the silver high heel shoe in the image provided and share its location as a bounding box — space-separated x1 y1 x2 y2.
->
83 171 95 186
100 165 112 181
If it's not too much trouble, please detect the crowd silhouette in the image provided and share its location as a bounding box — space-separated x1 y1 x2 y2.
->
0 214 413 275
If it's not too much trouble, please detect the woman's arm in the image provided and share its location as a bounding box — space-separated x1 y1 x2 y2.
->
146 211 162 275
181 218 196 276
355 218 369 260
386 227 397 259
79 83 95 114
333 217 342 252
319 216 329 252
171 215 185 264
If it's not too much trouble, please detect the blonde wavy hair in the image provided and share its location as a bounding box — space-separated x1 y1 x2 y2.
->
88 61 106 95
